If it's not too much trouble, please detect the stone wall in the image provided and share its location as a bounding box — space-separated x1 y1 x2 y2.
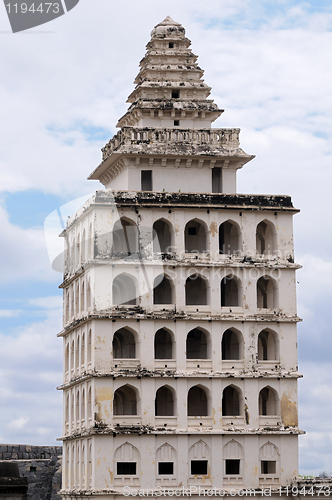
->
0 445 62 500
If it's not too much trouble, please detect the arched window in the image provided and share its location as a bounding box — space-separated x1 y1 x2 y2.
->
259 387 279 416
187 386 209 416
75 282 79 315
113 328 136 359
113 218 138 254
87 441 92 487
222 329 243 360
186 328 208 359
219 221 240 255
153 219 173 253
71 390 74 427
76 234 81 267
185 274 207 305
154 328 173 359
75 389 80 427
156 443 176 480
81 333 85 367
258 330 279 361
257 276 278 309
223 440 243 478
88 223 93 260
71 237 76 270
113 274 137 306
71 444 75 488
76 337 80 372
76 444 80 487
70 285 74 317
65 289 69 323
259 442 280 477
220 275 241 307
153 275 174 304
65 394 69 427
114 385 138 415
185 219 207 253
188 440 211 480
81 229 86 263
222 385 242 416
81 389 85 425
87 329 92 365
65 343 69 373
64 443 70 488
70 340 74 373
114 443 140 480
87 279 92 309
80 281 85 312
87 386 92 421
256 220 277 256
155 386 175 416
81 444 85 489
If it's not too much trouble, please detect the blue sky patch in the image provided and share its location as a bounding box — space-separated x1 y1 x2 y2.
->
4 191 67 230
47 122 111 143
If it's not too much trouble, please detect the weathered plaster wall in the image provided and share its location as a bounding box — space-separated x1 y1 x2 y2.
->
60 196 301 494
62 434 299 492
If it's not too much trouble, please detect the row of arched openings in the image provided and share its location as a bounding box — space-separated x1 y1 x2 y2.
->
112 218 277 255
65 329 92 374
113 327 279 362
64 440 279 488
112 440 279 477
64 441 92 490
67 218 278 272
65 386 92 428
113 384 280 417
113 273 278 308
69 223 93 270
65 278 92 323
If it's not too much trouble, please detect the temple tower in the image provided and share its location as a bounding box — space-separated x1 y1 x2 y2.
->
59 17 302 499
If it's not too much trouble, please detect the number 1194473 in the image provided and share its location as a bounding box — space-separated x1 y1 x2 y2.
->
6 3 60 14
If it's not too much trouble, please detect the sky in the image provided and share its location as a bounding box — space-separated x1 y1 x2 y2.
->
0 0 331 476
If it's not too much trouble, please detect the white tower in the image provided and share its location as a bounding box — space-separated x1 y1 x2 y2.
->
59 17 302 500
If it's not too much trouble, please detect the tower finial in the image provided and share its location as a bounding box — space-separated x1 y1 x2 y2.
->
156 16 181 26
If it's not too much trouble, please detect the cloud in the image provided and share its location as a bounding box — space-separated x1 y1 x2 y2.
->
0 307 62 445
295 257 332 473
0 204 58 284
28 296 62 309
296 255 332 364
8 416 29 431
0 309 22 317
299 361 332 474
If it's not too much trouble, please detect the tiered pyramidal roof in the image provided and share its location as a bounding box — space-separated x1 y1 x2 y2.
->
89 17 254 187
117 16 223 129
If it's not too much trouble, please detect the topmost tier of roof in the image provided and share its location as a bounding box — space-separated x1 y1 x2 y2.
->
149 15 184 39
116 17 223 129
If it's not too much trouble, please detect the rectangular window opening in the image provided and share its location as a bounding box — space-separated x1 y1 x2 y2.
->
174 120 180 126
188 227 197 236
212 167 222 193
191 460 208 475
261 461 276 474
141 170 152 191
172 90 180 99
169 42 174 48
225 459 240 475
117 462 137 475
158 462 174 475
